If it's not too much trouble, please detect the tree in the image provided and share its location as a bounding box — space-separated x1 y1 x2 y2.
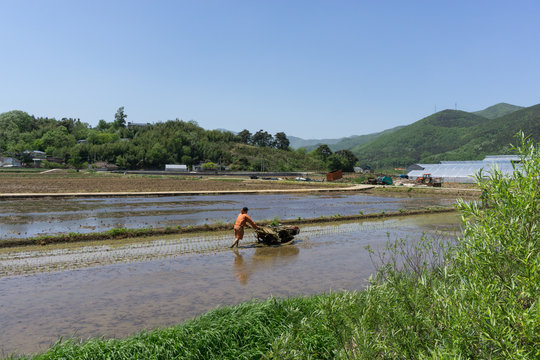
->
201 162 218 170
327 154 343 172
314 144 332 160
146 143 167 168
238 129 252 144
113 107 127 129
252 130 273 147
97 119 111 131
116 155 128 170
334 150 358 172
68 149 87 172
274 132 290 150
326 150 358 172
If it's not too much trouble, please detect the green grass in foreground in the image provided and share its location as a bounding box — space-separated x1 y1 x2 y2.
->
21 293 363 360
14 134 540 359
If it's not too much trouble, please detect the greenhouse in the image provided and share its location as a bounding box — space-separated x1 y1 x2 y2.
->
407 155 521 183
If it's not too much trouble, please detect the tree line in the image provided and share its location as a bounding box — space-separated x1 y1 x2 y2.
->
0 108 359 172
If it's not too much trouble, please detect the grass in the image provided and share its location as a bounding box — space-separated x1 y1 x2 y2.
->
19 292 362 360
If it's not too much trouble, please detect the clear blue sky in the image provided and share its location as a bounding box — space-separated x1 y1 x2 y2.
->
1 0 539 138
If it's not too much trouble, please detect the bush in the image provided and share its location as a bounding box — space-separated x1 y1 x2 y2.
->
201 162 218 171
357 133 540 358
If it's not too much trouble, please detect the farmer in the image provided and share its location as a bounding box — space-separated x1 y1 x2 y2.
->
230 207 258 248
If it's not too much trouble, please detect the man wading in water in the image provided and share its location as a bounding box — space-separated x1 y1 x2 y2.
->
230 207 258 248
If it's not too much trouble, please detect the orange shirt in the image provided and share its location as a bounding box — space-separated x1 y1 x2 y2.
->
235 213 256 228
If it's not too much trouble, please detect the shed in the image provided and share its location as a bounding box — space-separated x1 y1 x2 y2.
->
326 169 343 181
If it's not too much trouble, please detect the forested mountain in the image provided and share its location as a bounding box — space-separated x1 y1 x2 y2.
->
473 102 523 119
292 103 525 157
421 103 540 163
352 103 540 168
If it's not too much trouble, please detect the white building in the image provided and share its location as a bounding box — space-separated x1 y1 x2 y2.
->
165 164 188 171
407 155 521 183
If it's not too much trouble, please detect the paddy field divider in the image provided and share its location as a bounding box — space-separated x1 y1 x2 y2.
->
0 206 456 249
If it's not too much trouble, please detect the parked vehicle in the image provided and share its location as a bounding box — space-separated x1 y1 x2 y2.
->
415 173 442 187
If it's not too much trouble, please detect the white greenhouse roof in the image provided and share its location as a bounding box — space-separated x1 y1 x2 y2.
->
408 156 520 183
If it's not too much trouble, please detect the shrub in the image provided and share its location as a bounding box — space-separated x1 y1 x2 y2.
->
356 133 540 358
201 162 218 171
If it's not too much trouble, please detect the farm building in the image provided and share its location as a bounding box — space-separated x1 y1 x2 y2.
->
165 164 188 171
407 155 521 183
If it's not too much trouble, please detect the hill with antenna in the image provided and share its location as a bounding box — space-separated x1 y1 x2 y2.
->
351 103 539 168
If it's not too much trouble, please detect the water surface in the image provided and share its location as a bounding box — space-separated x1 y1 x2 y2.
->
0 192 455 239
0 213 460 356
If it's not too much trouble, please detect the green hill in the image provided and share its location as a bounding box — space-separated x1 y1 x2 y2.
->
422 103 540 163
473 102 523 119
352 104 540 168
0 110 325 172
351 110 490 167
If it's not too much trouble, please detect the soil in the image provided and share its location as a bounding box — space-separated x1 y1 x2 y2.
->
0 172 348 194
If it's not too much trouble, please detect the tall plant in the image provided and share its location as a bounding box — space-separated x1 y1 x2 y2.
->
447 132 540 356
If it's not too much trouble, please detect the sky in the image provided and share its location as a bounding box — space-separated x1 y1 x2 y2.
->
1 0 539 139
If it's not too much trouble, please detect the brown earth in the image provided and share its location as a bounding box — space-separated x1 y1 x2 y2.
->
0 172 348 194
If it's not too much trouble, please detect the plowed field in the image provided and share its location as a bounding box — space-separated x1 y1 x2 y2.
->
0 172 345 194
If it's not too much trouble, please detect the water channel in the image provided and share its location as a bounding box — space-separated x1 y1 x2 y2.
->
0 211 461 356
0 192 455 239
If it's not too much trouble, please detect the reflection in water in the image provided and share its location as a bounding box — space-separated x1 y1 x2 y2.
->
233 245 300 285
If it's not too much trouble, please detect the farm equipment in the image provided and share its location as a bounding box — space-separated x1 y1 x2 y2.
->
255 225 300 245
366 176 393 185
377 176 393 185
416 173 442 187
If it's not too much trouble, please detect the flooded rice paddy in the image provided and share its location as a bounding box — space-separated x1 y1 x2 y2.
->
0 212 461 356
0 192 455 239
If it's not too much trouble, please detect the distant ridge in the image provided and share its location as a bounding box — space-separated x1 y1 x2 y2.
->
298 126 405 152
473 103 523 119
351 103 540 168
288 136 341 149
